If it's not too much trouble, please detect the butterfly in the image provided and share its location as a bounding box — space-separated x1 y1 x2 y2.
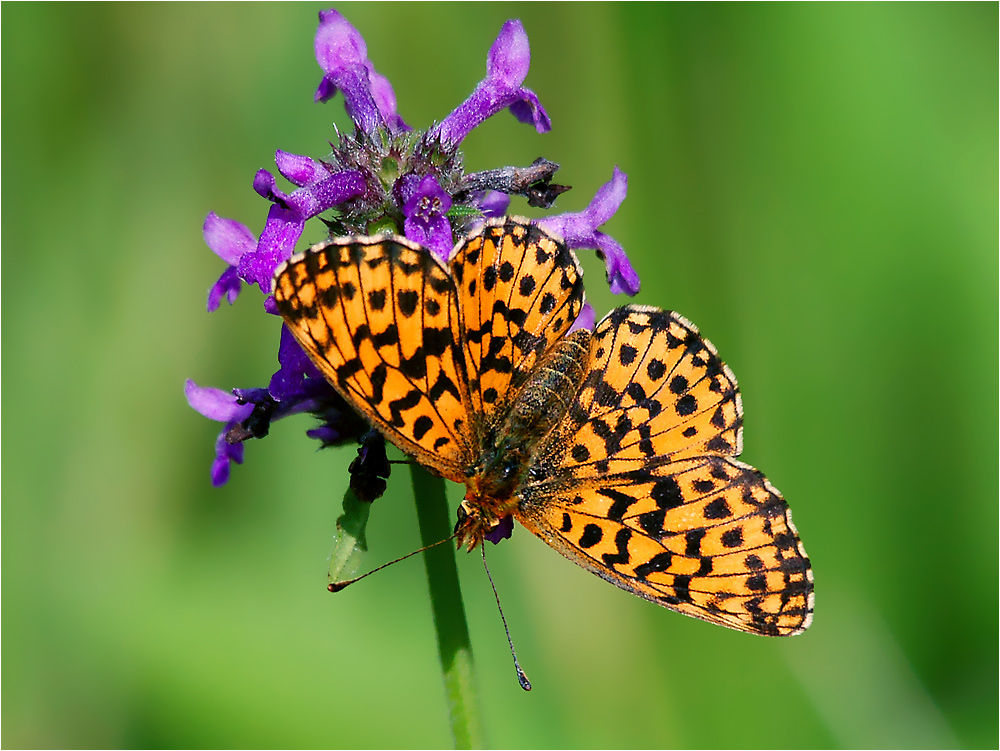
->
272 216 813 636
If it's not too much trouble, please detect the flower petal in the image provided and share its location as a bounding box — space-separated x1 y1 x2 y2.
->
185 380 255 423
485 514 514 544
539 166 639 295
275 150 324 186
211 428 245 487
313 9 386 134
570 301 596 332
207 265 242 312
203 212 256 266
430 19 550 148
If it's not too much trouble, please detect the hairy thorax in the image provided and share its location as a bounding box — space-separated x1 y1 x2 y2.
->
456 330 594 550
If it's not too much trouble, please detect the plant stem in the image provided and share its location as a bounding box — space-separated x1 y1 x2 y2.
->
409 464 484 749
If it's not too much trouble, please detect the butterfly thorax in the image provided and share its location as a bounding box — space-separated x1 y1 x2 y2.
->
455 330 594 550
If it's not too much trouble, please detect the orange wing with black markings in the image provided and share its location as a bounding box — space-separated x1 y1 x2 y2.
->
516 307 813 636
450 217 585 433
273 235 474 481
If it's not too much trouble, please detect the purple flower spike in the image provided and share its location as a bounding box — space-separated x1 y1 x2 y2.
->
400 175 453 259
431 20 550 148
185 380 255 487
538 166 640 296
203 213 257 311
314 9 408 134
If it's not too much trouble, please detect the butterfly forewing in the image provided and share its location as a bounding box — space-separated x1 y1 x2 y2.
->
451 217 585 434
273 237 475 480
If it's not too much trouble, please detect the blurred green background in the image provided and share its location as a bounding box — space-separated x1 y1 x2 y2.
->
3 3 996 748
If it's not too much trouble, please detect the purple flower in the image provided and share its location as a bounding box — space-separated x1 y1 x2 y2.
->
190 9 638 497
244 165 366 295
186 326 370 487
399 175 454 259
538 166 639 296
185 380 254 487
313 9 408 134
430 20 550 149
203 213 256 311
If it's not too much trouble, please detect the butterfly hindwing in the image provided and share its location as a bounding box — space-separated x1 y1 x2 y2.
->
516 455 813 636
273 237 475 480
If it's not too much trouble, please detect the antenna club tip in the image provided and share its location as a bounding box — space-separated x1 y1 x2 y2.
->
518 673 532 691
328 581 348 592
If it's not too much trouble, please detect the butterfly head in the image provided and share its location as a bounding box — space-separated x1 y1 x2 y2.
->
454 480 519 552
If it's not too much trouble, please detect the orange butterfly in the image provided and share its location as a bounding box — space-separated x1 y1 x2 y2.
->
273 217 813 636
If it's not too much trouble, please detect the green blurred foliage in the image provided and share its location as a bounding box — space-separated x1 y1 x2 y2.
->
3 3 996 748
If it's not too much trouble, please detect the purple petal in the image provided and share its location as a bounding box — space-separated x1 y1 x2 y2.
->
253 168 290 204
203 213 256 265
314 9 367 71
582 164 629 226
485 514 514 544
570 302 596 332
507 89 550 131
476 190 511 218
238 204 304 293
313 9 385 134
275 150 324 186
596 233 641 296
487 20 531 84
207 265 242 312
538 167 639 296
285 170 367 218
211 428 245 487
430 19 550 148
269 325 324 401
240 168 365 294
185 380 254 423
367 66 409 132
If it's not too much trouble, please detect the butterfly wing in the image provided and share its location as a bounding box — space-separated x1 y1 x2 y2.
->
450 217 585 435
516 306 813 635
273 237 475 481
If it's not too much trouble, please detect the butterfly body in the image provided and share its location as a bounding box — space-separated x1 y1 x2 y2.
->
273 217 813 636
458 328 594 550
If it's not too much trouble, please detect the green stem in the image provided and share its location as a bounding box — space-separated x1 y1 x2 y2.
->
409 464 484 750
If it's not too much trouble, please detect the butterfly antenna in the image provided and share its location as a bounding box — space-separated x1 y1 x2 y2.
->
481 544 532 691
328 532 457 592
